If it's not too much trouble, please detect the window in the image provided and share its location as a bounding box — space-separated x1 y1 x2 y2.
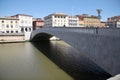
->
29 28 31 31
25 28 28 32
11 31 13 33
2 24 4 27
11 21 13 23
16 31 18 33
6 31 9 33
11 25 13 28
2 20 4 23
21 28 24 32
6 25 9 28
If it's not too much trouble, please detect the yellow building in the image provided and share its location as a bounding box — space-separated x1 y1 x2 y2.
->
84 16 101 27
0 17 19 33
79 20 84 27
76 14 101 27
76 15 84 27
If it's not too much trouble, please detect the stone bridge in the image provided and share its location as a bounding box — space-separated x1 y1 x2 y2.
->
30 27 120 76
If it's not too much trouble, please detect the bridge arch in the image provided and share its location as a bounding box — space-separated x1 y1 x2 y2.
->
30 27 95 48
31 32 53 41
30 27 120 76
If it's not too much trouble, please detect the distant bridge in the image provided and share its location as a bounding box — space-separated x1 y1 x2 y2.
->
30 27 120 76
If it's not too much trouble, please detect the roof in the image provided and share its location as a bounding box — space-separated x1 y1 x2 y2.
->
45 12 68 17
0 16 19 20
84 16 99 19
14 14 33 17
52 12 68 16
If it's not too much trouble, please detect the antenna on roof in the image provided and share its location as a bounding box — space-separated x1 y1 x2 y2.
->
96 9 102 20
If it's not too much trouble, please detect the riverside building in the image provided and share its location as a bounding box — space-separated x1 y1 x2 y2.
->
106 16 120 28
76 14 101 27
12 14 33 33
68 16 79 27
33 18 44 30
44 13 68 27
0 16 19 33
44 13 80 27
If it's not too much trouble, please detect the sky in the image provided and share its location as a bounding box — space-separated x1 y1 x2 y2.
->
0 0 120 21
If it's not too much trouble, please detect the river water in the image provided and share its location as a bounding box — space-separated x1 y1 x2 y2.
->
0 42 73 80
0 41 111 80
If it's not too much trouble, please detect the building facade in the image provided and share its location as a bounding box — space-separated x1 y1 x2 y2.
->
76 15 84 27
12 14 33 33
0 17 19 33
33 18 44 30
76 14 101 27
84 16 101 27
107 16 120 28
68 16 79 27
44 13 68 27
116 21 120 28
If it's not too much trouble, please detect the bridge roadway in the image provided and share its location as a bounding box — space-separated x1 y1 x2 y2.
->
30 27 120 76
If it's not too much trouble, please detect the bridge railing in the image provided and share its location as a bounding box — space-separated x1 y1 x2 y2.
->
38 27 95 34
32 27 120 37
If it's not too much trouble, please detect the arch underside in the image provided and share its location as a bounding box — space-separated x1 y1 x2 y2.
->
31 31 112 79
31 30 120 76
31 33 53 41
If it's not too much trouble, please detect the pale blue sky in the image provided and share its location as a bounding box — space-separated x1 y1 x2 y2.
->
0 0 120 21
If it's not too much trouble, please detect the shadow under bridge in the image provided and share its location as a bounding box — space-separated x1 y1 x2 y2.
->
30 27 120 77
30 27 118 80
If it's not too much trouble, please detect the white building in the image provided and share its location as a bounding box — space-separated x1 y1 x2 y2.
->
12 14 33 33
44 13 68 27
107 16 120 28
0 16 19 33
116 21 120 28
68 16 79 27
106 21 120 28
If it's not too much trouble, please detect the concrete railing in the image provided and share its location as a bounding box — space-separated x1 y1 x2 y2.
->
32 27 120 37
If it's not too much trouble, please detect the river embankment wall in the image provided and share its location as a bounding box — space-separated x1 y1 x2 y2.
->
0 32 31 43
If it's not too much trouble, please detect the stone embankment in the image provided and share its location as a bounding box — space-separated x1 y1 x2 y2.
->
0 40 26 43
0 32 31 43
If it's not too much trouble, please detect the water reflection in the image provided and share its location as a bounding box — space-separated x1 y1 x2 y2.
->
0 42 73 80
32 40 112 80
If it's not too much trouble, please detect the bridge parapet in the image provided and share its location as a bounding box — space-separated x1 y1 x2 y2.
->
37 27 95 33
31 27 120 38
